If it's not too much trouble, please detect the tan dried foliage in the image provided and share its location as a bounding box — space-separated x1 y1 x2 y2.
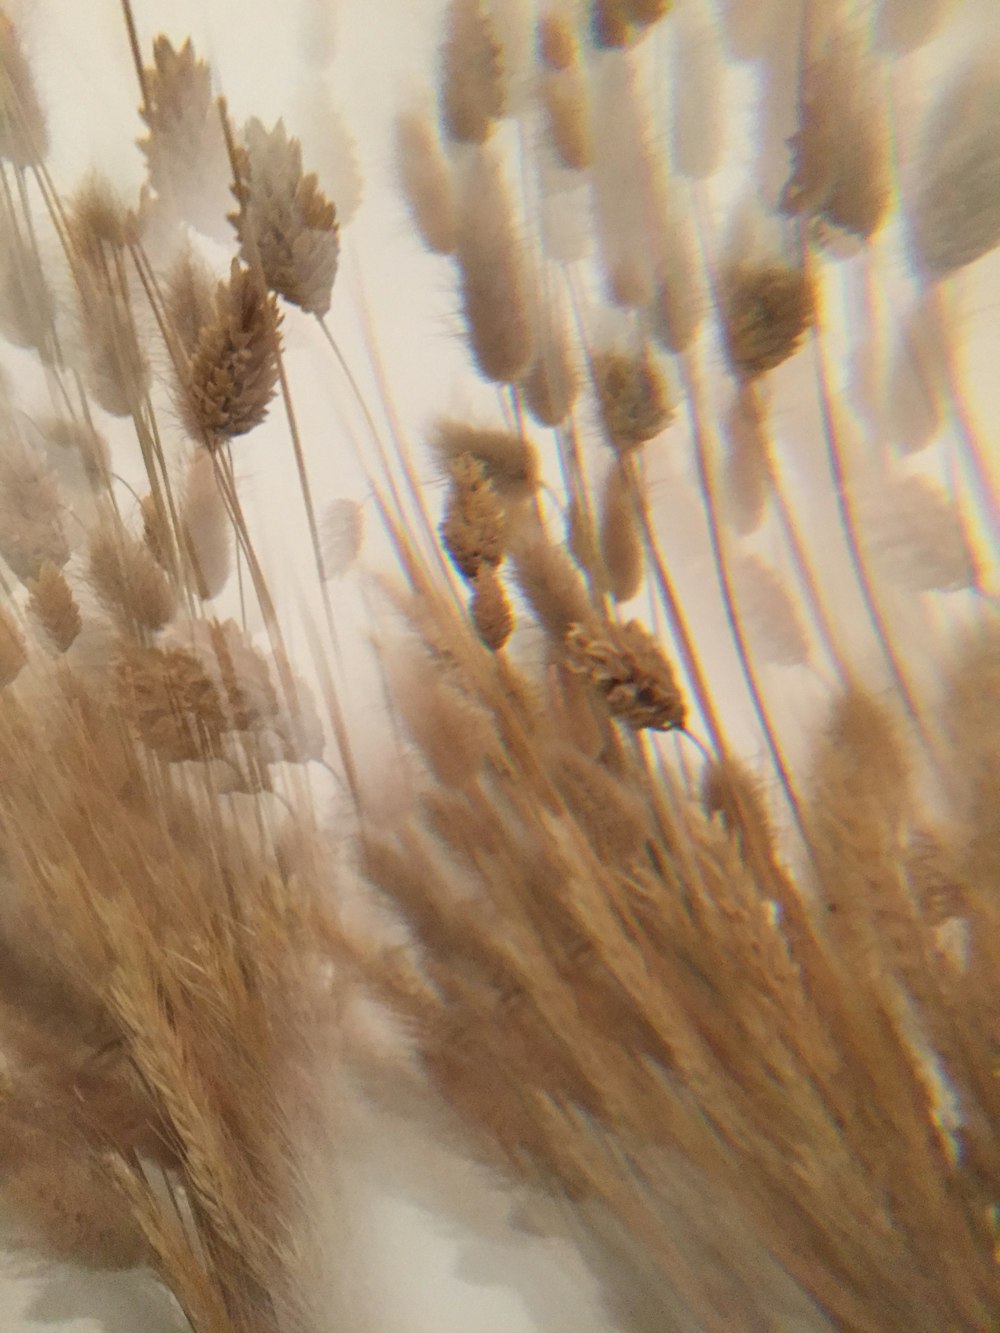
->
564 619 686 731
232 118 340 316
720 262 813 380
27 562 82 653
592 349 672 453
440 0 505 143
178 260 280 447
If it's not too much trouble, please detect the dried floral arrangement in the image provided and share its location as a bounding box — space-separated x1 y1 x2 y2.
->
0 1 996 1331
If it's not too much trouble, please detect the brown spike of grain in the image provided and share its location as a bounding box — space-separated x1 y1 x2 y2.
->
564 619 685 731
433 419 539 497
0 604 26 687
88 521 177 632
599 461 644 603
0 14 48 165
440 453 505 581
440 0 505 144
720 262 813 381
178 260 280 447
27 563 81 654
231 118 340 316
396 109 457 256
592 349 673 453
471 563 514 651
455 146 534 383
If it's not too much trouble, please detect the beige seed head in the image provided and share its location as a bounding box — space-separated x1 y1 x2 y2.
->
138 36 232 237
592 0 632 49
538 14 577 71
165 250 216 359
88 521 177 632
719 262 813 381
509 525 591 644
231 118 340 316
0 14 48 165
592 349 673 453
0 447 68 583
540 65 592 173
180 450 231 600
433 419 540 497
564 619 685 731
116 641 225 762
440 0 505 144
455 146 535 384
178 260 280 447
396 109 457 256
27 562 82 654
470 563 514 652
0 214 55 353
599 461 644 603
782 31 890 240
440 453 506 581
78 278 151 418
